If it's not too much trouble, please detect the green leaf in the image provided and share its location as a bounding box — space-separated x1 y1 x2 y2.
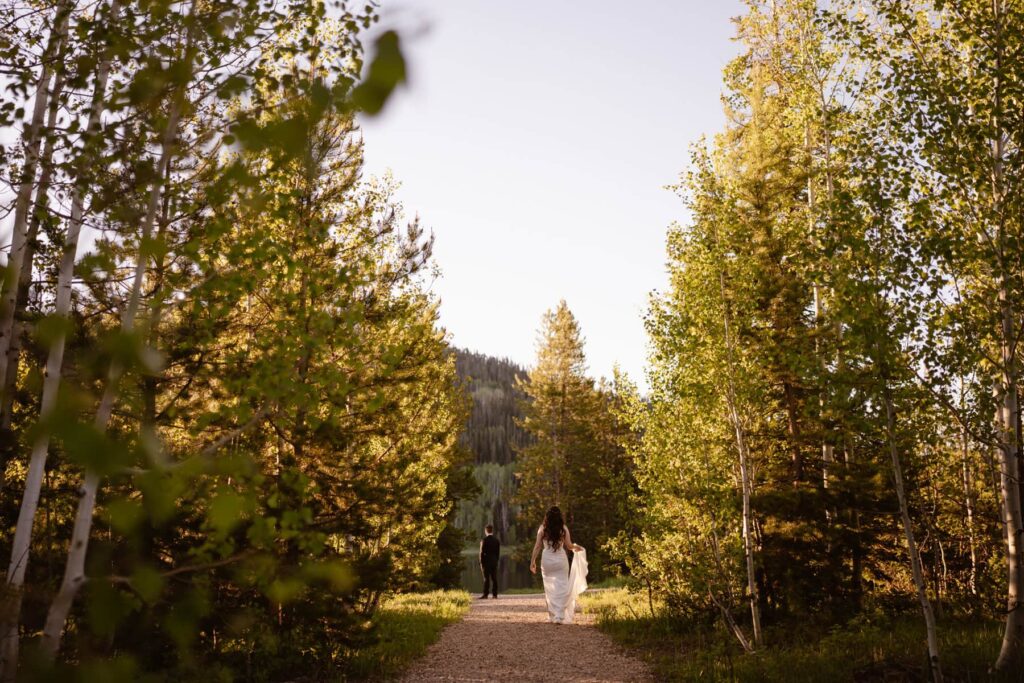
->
209 491 247 536
352 30 406 116
266 577 305 604
105 498 145 534
302 560 354 593
36 314 75 347
131 564 165 604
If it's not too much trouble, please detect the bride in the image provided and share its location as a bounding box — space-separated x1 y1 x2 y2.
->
529 506 588 624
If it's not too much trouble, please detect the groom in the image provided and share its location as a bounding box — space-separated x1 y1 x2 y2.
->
479 524 500 599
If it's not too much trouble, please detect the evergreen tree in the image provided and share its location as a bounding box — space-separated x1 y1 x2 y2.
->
516 301 633 577
516 301 594 530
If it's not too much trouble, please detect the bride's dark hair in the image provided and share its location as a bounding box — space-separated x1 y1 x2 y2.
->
542 506 565 549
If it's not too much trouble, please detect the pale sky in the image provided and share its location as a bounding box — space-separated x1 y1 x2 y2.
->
360 1 745 385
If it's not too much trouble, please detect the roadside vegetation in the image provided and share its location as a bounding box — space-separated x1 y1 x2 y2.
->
581 589 1013 682
344 591 470 681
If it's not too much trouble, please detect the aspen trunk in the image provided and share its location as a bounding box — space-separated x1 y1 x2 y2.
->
882 387 943 683
812 59 842 533
708 509 754 653
0 6 69 391
0 6 118 676
718 270 763 649
0 65 67 432
988 1 1024 667
806 118 832 491
993 285 1024 671
960 421 978 595
987 4 1024 662
39 93 183 660
727 387 764 650
806 108 837 501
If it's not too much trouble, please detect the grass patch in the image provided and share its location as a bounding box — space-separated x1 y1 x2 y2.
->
343 589 470 680
580 588 1019 682
500 575 628 595
460 545 515 557
587 575 631 591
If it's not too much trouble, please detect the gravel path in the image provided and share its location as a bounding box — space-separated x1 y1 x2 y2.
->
400 593 653 682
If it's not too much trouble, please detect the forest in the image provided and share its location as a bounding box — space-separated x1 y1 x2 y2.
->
586 0 1024 679
451 350 529 547
0 1 471 680
1 0 1023 681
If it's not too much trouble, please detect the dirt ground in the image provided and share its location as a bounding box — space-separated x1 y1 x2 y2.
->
399 593 653 682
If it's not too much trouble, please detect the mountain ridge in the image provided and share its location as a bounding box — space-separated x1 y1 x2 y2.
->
453 348 531 544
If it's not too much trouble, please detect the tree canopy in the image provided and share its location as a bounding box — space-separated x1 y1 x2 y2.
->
2 0 1024 679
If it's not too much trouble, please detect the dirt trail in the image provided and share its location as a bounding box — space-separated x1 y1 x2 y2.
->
400 593 653 682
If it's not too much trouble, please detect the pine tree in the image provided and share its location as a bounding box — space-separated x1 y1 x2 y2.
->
515 302 633 577
516 301 594 531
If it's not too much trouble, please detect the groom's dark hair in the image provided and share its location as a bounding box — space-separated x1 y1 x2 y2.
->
485 524 494 533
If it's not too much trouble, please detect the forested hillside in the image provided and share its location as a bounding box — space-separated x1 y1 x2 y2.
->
455 350 530 466
452 350 530 545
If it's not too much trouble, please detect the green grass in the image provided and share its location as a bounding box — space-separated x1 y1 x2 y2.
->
343 589 470 681
460 545 515 556
499 575 629 595
580 588 1019 682
587 575 631 590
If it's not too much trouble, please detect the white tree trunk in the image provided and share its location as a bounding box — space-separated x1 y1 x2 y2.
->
985 1 1024 667
882 388 943 682
38 92 182 660
0 6 115 678
718 270 763 649
707 522 754 653
0 64 67 432
0 7 69 391
805 95 837 501
960 422 977 595
994 286 1024 671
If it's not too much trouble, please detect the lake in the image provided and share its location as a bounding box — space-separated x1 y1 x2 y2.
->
460 550 542 595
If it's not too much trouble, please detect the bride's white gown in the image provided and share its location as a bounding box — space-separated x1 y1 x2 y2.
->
541 543 588 624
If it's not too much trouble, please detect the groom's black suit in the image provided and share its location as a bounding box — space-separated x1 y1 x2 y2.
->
480 534 500 598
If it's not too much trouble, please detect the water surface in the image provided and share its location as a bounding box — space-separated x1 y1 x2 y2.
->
460 550 541 595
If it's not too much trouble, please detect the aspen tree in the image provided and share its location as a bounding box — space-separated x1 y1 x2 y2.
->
0 4 70 408
0 3 121 676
